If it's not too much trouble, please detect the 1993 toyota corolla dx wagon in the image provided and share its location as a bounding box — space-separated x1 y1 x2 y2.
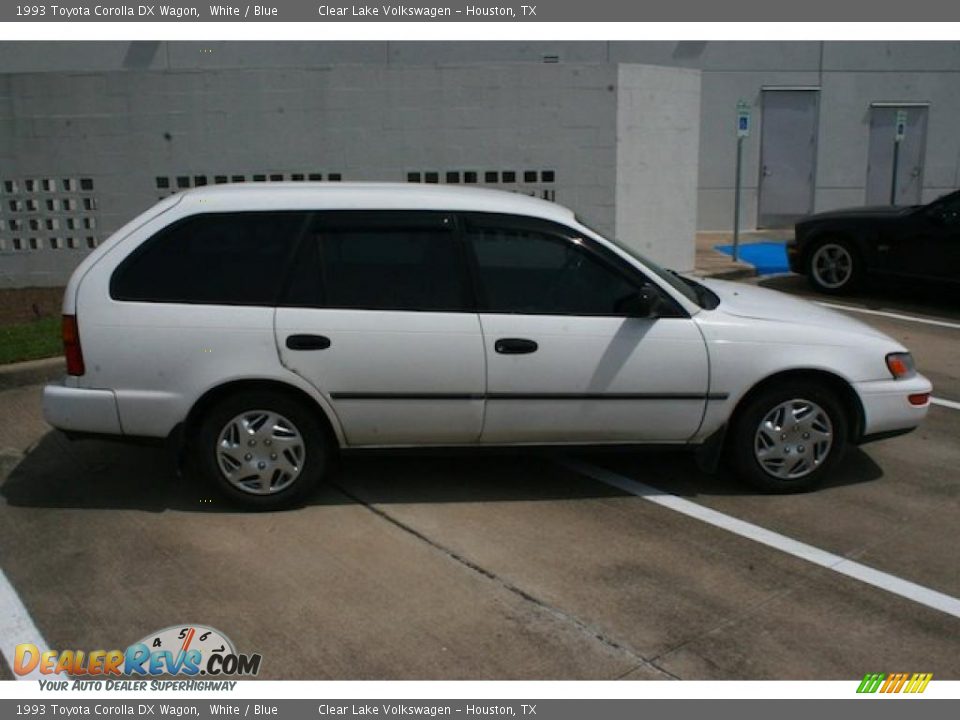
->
43 184 932 508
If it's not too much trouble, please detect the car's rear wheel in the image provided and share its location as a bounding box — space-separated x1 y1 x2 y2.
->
730 380 848 493
193 390 328 509
807 238 861 293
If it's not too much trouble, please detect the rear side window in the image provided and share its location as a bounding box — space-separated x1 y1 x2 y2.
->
284 212 471 312
111 212 307 305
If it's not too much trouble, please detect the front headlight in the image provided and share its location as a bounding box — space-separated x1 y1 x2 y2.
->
886 352 916 379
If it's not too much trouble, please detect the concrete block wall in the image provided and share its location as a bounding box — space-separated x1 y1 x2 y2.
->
615 65 701 272
0 50 705 288
815 70 960 209
686 42 960 229
4 40 958 282
0 61 630 287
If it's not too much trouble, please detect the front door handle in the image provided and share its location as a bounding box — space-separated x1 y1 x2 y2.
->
495 338 538 355
285 334 331 351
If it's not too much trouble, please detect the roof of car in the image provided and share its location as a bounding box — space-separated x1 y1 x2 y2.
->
175 182 576 225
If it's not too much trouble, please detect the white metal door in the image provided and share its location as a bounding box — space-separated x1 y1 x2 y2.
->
758 89 820 228
866 105 928 206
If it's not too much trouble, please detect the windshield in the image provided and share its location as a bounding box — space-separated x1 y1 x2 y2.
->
574 217 711 308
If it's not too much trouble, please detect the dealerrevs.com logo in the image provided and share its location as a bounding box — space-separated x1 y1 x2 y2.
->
15 624 262 679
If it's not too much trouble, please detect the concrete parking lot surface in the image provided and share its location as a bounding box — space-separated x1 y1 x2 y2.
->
0 277 958 681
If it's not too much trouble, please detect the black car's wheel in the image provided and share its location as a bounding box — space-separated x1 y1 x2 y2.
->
193 390 329 509
807 238 861 293
729 380 848 493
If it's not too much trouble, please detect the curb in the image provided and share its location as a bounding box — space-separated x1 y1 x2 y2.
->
0 356 65 391
693 266 758 282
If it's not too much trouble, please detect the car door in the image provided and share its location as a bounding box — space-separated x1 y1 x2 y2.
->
275 211 485 446
901 194 960 282
464 214 710 445
878 193 960 282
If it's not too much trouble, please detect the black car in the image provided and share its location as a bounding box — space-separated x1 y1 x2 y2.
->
788 189 960 293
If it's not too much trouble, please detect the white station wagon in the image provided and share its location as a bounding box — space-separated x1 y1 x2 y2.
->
43 184 932 508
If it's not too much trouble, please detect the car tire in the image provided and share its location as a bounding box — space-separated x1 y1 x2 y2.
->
729 380 848 493
193 390 329 510
807 238 862 294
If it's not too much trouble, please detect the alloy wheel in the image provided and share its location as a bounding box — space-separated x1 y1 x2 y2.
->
811 243 854 289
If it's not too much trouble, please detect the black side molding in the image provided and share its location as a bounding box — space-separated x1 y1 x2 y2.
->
329 392 729 401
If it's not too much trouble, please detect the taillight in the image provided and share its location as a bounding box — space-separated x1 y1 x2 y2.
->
908 393 930 406
62 314 85 376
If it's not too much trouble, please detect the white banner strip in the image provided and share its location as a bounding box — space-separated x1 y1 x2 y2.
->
5 22 960 41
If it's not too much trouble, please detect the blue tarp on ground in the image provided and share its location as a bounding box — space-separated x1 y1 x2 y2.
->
714 241 790 275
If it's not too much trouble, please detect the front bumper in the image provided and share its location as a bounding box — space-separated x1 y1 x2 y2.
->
785 242 803 274
43 381 123 435
853 374 933 440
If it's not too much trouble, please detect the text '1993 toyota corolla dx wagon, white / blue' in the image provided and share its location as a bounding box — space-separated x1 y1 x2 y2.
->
43 184 931 508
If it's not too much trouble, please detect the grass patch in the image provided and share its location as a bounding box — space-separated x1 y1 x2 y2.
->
0 316 62 365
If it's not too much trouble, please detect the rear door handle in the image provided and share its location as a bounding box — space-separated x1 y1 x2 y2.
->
494 338 538 355
285 334 331 351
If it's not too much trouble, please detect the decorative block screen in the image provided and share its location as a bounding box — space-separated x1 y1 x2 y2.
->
405 168 556 202
0 177 101 253
154 171 344 201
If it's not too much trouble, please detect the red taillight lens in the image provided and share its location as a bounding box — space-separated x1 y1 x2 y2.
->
908 393 930 406
62 314 85 376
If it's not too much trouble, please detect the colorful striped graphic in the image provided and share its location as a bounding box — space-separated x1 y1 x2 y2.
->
857 672 933 694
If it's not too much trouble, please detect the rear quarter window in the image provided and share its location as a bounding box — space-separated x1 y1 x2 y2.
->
110 212 308 305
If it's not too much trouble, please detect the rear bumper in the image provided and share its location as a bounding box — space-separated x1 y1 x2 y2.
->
853 374 932 439
43 381 123 435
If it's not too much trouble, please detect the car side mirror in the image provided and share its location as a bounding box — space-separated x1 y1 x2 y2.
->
616 287 661 318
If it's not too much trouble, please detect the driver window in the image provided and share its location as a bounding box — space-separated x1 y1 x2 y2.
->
466 225 642 315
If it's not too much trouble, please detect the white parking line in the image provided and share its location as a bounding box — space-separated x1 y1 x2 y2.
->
0 567 49 681
563 459 960 621
816 301 960 330
932 397 960 411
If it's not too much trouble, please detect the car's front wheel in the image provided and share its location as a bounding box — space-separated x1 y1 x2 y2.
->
730 381 848 492
807 238 861 293
193 390 329 509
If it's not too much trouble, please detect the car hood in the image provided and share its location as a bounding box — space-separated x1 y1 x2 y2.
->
696 278 890 339
799 205 914 222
